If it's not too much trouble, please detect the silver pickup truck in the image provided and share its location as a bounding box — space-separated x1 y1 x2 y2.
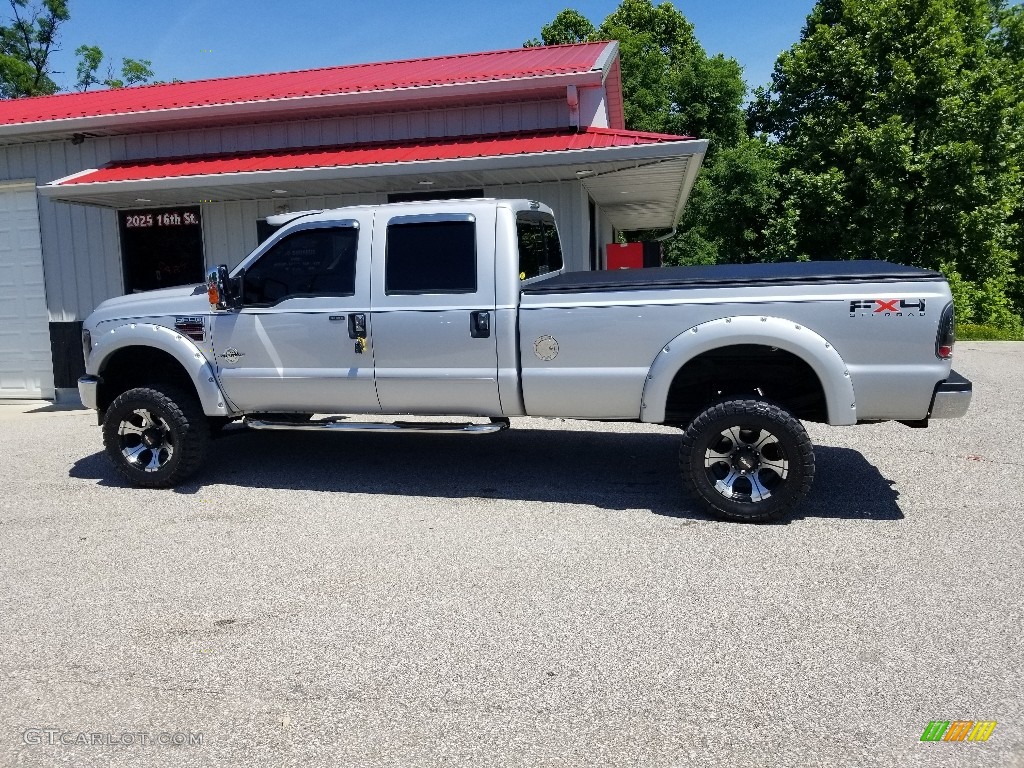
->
78 198 971 521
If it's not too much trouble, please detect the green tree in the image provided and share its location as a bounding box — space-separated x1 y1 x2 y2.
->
112 57 153 88
2 0 156 98
990 1 1024 322
749 0 1024 330
72 41 99 90
0 0 68 97
671 137 795 265
75 44 153 91
524 9 596 46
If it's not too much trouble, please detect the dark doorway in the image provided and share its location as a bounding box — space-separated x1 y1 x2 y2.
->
119 207 204 293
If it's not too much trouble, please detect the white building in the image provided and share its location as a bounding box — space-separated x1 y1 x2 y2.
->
0 41 706 400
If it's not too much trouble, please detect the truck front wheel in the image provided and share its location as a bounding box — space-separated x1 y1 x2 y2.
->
679 399 814 522
102 385 210 488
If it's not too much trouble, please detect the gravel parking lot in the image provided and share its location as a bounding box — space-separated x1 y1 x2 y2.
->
0 342 1021 768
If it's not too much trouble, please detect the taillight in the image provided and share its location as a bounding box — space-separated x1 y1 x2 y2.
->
936 301 955 359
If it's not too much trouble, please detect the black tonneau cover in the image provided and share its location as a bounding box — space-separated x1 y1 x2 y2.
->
523 260 944 295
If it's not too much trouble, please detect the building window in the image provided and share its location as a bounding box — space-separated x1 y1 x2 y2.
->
242 227 358 306
118 207 203 293
516 211 563 281
385 219 476 294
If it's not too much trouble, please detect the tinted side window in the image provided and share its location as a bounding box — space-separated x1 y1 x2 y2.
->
243 228 358 306
516 213 563 280
386 220 476 294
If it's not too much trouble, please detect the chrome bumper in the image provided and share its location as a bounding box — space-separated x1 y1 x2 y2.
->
929 370 972 419
77 375 100 411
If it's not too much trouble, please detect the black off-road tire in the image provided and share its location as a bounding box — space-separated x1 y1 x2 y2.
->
102 385 210 488
679 399 814 522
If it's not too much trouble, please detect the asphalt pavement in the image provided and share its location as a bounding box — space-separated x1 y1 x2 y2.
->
0 342 1021 768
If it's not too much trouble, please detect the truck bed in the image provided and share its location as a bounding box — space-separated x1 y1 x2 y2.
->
522 260 944 295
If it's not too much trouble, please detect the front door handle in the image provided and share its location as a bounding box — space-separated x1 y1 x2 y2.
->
470 310 491 339
348 313 366 339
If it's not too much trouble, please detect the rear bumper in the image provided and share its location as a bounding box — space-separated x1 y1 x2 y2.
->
929 370 972 419
77 375 100 411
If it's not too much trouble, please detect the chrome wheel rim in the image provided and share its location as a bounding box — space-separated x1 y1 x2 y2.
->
117 408 175 472
703 425 789 503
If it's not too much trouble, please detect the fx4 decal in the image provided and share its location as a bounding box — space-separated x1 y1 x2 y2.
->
850 299 926 317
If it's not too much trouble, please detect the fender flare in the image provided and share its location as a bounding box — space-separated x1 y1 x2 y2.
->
88 322 231 417
640 315 857 426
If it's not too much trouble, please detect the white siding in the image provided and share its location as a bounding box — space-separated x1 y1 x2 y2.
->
0 141 121 321
579 86 610 129
0 181 54 398
121 100 569 161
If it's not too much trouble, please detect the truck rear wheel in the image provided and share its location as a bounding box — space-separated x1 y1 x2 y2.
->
102 385 209 488
679 399 814 522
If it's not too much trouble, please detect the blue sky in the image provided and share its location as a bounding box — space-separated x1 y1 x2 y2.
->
50 1 815 95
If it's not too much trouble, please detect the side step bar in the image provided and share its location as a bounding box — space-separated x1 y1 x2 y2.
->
246 417 510 435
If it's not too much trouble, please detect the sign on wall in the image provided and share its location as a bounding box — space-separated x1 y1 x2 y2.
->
118 206 204 293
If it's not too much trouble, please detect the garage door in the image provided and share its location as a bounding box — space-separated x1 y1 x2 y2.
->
0 182 53 399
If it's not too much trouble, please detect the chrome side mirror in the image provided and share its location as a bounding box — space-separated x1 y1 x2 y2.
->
206 265 232 310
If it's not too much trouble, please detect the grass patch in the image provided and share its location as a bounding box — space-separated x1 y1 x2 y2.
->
958 323 1024 341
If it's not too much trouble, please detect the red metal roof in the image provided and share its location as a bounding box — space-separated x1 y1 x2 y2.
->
55 128 694 185
0 42 614 127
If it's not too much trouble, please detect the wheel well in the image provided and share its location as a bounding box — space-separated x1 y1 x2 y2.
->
96 346 199 414
664 344 828 425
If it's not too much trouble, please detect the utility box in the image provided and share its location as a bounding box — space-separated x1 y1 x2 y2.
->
606 242 661 270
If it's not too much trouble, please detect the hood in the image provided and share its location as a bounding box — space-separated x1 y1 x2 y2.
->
87 284 212 326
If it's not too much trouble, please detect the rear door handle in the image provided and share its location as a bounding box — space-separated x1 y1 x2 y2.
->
470 310 491 339
348 313 366 339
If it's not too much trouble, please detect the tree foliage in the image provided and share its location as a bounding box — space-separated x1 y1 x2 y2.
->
525 9 596 47
1 0 155 98
749 0 1024 328
0 0 67 97
670 138 794 265
74 44 153 91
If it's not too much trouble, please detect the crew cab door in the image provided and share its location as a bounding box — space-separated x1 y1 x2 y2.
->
211 217 380 413
369 208 501 415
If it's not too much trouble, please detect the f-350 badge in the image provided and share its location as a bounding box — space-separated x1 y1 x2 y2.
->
220 348 245 364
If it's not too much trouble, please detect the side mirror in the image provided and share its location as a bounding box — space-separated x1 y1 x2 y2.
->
206 265 233 310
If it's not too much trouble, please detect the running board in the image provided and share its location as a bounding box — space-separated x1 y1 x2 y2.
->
245 417 510 435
